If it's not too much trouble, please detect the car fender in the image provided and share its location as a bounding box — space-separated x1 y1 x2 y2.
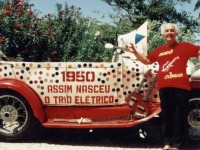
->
0 79 45 123
190 80 200 89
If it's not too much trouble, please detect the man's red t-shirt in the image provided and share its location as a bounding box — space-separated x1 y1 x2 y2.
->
147 42 199 90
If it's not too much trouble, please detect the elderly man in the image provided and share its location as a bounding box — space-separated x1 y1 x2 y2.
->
126 23 200 150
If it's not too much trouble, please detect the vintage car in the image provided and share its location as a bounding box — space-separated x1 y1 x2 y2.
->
0 22 199 141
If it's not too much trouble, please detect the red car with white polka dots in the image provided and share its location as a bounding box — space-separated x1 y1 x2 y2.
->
0 51 199 141
0 22 199 141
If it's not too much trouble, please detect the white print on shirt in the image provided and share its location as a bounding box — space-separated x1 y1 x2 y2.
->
164 72 183 79
159 49 173 57
161 56 180 72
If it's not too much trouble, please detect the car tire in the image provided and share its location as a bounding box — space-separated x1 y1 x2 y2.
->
188 97 200 140
0 90 35 141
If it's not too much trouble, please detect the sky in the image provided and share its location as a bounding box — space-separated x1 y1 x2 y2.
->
30 0 199 21
30 0 199 43
30 0 114 23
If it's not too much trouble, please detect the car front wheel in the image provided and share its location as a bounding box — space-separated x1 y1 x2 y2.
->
0 90 35 141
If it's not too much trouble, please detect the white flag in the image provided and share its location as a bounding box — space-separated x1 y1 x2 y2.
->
118 21 148 56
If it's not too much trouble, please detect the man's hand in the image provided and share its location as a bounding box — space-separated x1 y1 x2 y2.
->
125 43 137 54
125 43 151 65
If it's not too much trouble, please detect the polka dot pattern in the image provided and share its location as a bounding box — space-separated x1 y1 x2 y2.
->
0 61 160 106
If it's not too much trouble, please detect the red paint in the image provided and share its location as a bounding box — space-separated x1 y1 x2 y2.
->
0 79 45 123
42 106 161 128
190 80 200 88
61 71 95 82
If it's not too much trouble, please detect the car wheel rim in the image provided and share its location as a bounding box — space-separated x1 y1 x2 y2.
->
0 95 28 134
189 127 200 140
188 109 200 128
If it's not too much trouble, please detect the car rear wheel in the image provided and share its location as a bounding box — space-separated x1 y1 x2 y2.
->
188 97 200 140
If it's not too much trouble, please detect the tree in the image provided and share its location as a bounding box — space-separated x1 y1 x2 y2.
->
194 0 200 17
195 0 200 9
102 0 199 30
101 0 199 50
0 0 112 62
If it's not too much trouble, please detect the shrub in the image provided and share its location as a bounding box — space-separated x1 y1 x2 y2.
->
0 0 112 62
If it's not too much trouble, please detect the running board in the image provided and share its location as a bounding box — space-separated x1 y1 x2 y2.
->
53 116 131 123
53 118 92 124
42 116 144 129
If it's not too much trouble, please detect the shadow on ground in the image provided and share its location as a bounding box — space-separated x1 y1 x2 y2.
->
5 124 199 149
1 120 200 149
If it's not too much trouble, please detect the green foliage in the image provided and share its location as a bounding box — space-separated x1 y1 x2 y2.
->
0 0 112 62
194 0 200 17
147 21 164 52
0 0 198 63
102 0 199 39
148 20 200 52
100 0 200 64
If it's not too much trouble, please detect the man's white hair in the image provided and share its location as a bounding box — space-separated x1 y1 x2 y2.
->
160 23 179 35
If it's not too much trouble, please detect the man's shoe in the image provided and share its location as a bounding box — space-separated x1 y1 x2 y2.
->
163 145 172 150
